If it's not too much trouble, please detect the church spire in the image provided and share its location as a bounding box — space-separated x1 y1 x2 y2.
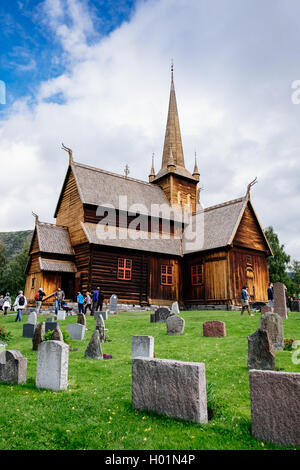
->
148 153 156 182
161 63 185 169
192 152 200 181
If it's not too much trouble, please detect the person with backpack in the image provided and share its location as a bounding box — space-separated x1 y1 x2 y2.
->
54 287 65 315
3 293 11 315
35 288 46 314
13 291 27 322
241 285 253 317
0 295 4 312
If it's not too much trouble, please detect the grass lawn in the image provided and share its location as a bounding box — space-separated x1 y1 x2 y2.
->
0 309 299 450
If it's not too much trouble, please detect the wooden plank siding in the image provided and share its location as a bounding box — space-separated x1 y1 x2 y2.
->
148 256 182 305
233 203 269 252
74 243 90 296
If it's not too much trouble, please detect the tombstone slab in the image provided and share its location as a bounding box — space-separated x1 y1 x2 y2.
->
57 310 66 321
203 321 226 337
273 282 288 319
291 300 300 312
84 330 103 359
132 358 208 424
66 323 85 340
166 315 185 335
109 295 118 314
132 336 154 359
248 329 275 370
150 307 171 323
32 322 45 351
171 301 180 315
77 313 86 327
249 370 300 446
95 316 105 343
36 340 69 391
51 327 64 342
23 323 36 339
101 310 108 321
45 321 59 333
259 312 283 350
27 311 37 325
0 350 27 384
261 305 272 315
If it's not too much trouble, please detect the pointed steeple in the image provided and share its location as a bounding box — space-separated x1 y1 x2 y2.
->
149 153 156 182
167 148 176 172
192 152 200 181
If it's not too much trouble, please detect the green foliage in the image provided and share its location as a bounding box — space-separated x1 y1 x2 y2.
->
284 338 295 351
0 231 32 261
0 244 30 299
206 382 217 420
43 330 55 342
0 324 12 343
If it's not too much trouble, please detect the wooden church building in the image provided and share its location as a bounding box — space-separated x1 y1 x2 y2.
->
24 69 272 307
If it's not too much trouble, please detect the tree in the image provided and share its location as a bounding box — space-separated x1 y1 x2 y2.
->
3 246 29 300
289 260 300 295
264 226 290 283
0 241 7 294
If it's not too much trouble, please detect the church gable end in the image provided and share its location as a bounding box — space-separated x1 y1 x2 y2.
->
233 201 270 253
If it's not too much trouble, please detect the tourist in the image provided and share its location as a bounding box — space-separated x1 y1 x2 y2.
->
267 282 274 310
241 286 253 317
91 286 100 315
94 287 105 312
35 288 46 314
84 291 92 315
54 287 65 314
77 291 84 314
62 300 73 315
13 291 27 322
3 293 11 315
0 295 4 312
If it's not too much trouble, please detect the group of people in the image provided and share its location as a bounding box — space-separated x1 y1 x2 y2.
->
77 287 105 315
240 282 275 316
0 291 27 322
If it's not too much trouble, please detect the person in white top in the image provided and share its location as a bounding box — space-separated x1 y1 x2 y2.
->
13 291 27 322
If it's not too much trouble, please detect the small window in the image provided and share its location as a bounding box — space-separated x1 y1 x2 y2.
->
246 256 252 264
161 265 173 285
117 258 132 280
31 278 35 289
191 264 203 286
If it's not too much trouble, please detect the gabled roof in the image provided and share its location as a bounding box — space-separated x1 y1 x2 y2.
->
39 258 77 273
30 222 74 256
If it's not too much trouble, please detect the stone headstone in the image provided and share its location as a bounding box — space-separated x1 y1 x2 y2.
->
166 315 185 335
46 317 54 323
249 370 300 446
132 336 154 359
0 350 27 384
273 282 288 319
261 305 272 315
27 311 37 325
36 340 69 391
171 301 180 315
77 313 86 327
291 300 300 312
45 321 59 333
101 310 108 321
203 321 226 337
84 330 103 359
150 307 171 323
132 358 208 424
93 311 102 321
23 323 36 339
32 322 45 351
66 323 85 340
248 329 275 370
259 312 283 350
57 310 66 321
95 316 105 343
109 294 118 313
51 326 64 342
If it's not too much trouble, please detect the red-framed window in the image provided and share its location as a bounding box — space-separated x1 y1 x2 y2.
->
161 265 173 285
191 264 203 286
117 258 132 280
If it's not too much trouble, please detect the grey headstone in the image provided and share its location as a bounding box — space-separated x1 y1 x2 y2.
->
84 330 103 359
259 312 284 350
151 307 171 323
66 323 85 340
132 358 208 424
109 294 118 313
0 350 27 384
132 336 154 359
95 316 105 343
77 313 86 326
166 315 185 335
27 311 37 325
171 301 180 315
45 321 59 333
261 305 272 315
94 311 102 321
101 310 108 321
36 340 69 391
32 322 45 351
273 282 288 319
291 300 300 312
23 323 36 339
57 310 66 321
249 370 300 446
46 317 54 323
51 327 64 342
248 329 275 370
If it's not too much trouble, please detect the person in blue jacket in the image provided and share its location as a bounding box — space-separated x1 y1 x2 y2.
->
77 291 84 314
241 286 253 317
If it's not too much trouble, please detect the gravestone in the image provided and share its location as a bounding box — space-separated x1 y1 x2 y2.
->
132 336 154 359
248 329 275 370
171 301 180 315
45 321 59 333
273 282 288 319
77 313 86 327
109 295 118 314
51 326 64 342
261 305 272 315
150 307 171 323
94 311 102 321
95 316 105 343
291 300 300 312
259 312 283 350
27 311 37 325
166 315 185 335
84 330 103 359
101 310 108 321
66 323 85 340
23 323 36 339
46 318 54 323
32 322 45 351
0 350 27 384
57 310 66 321
203 321 226 337
132 358 208 424
36 340 69 391
249 370 300 446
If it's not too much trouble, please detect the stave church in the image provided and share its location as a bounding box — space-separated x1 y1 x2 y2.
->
24 68 272 308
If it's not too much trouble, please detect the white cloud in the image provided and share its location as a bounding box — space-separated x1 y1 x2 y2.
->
1 0 300 261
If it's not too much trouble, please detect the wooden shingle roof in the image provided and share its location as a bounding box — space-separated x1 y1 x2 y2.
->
35 223 74 255
39 258 77 273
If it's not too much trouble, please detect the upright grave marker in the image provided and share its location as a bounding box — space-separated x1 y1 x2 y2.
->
32 322 45 351
23 311 37 338
84 330 103 359
248 329 275 370
0 350 27 384
66 323 85 340
36 340 69 391
109 295 118 314
273 282 288 319
166 315 185 335
259 312 283 350
132 336 154 359
203 321 226 337
150 307 171 323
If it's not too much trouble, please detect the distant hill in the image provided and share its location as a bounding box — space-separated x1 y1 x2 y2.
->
0 230 33 261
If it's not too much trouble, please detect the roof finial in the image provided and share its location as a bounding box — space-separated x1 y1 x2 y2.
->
171 59 174 81
61 142 73 164
32 212 39 225
124 164 130 178
192 151 200 181
246 177 258 197
149 153 155 182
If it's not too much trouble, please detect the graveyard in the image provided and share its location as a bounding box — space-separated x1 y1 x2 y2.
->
0 308 299 451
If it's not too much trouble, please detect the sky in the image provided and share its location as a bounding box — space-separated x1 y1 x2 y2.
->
0 0 299 261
